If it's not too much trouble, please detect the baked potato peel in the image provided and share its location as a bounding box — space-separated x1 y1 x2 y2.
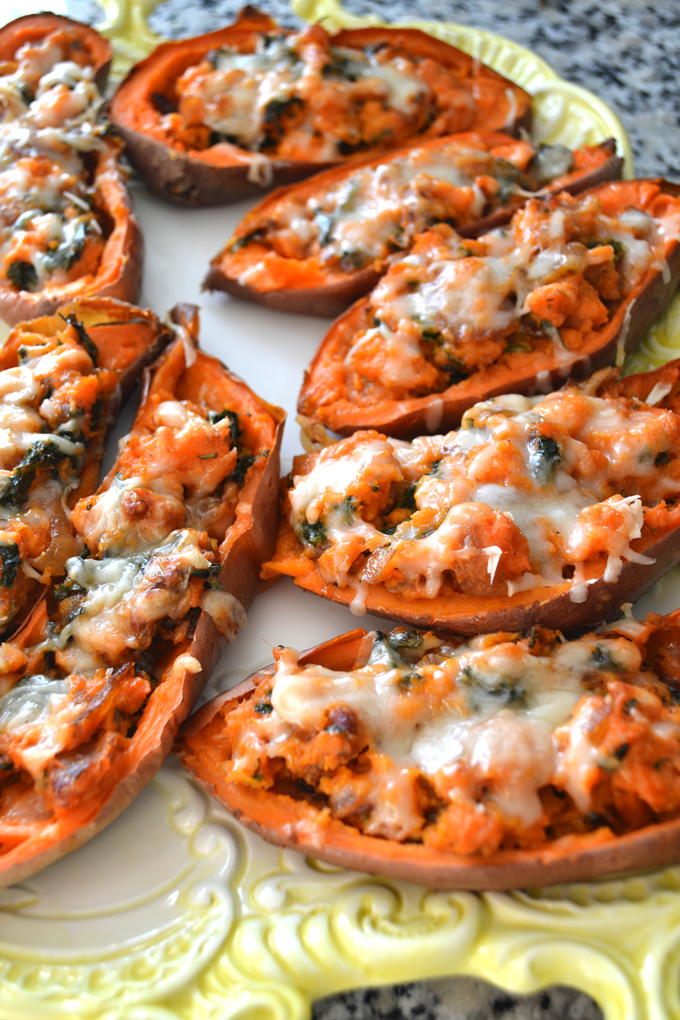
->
177 613 680 890
265 357 680 637
0 303 284 887
108 7 532 207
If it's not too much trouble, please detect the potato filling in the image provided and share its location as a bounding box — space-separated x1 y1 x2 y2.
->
213 620 680 855
269 380 680 601
165 24 486 161
0 361 259 853
223 138 617 293
0 27 109 292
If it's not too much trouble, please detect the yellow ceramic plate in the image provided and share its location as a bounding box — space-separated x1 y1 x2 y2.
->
1 4 679 1020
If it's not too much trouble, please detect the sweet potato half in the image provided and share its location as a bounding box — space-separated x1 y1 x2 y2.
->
0 305 284 886
0 13 111 91
265 358 680 637
0 297 172 636
177 614 680 890
299 179 680 439
0 16 142 326
205 135 622 318
108 7 532 207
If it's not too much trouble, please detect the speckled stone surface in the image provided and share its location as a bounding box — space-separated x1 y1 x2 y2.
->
311 978 602 1020
63 0 675 1016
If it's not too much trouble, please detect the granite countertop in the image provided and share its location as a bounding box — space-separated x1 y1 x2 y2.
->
64 1 679 1016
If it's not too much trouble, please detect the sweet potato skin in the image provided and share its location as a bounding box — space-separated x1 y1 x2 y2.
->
271 511 680 638
299 179 680 439
204 137 623 318
0 13 111 93
109 11 532 207
0 18 141 326
0 312 284 887
177 620 680 891
0 143 144 328
275 357 680 638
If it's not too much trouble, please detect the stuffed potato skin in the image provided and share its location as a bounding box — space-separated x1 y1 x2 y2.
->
108 7 532 206
298 179 680 438
266 358 680 637
177 614 680 890
0 304 284 887
0 16 142 326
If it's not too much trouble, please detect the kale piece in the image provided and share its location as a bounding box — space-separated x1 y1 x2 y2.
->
368 628 424 669
0 543 22 588
528 432 561 487
6 260 38 292
229 453 256 485
59 312 99 365
300 520 326 547
0 440 64 508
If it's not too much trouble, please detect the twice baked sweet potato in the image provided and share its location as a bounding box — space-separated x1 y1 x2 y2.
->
0 304 284 886
0 13 111 91
205 135 622 318
299 179 680 438
177 614 680 890
264 359 680 636
0 15 142 326
0 297 172 636
109 7 532 207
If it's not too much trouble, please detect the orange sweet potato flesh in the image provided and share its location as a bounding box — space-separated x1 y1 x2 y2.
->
299 179 680 439
109 8 532 207
269 357 680 638
0 18 141 327
205 135 622 318
177 614 680 890
0 309 284 887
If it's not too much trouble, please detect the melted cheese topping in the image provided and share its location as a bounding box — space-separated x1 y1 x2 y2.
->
236 139 575 274
0 28 108 292
166 24 481 161
288 384 680 600
0 377 256 813
221 624 680 852
340 189 679 399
